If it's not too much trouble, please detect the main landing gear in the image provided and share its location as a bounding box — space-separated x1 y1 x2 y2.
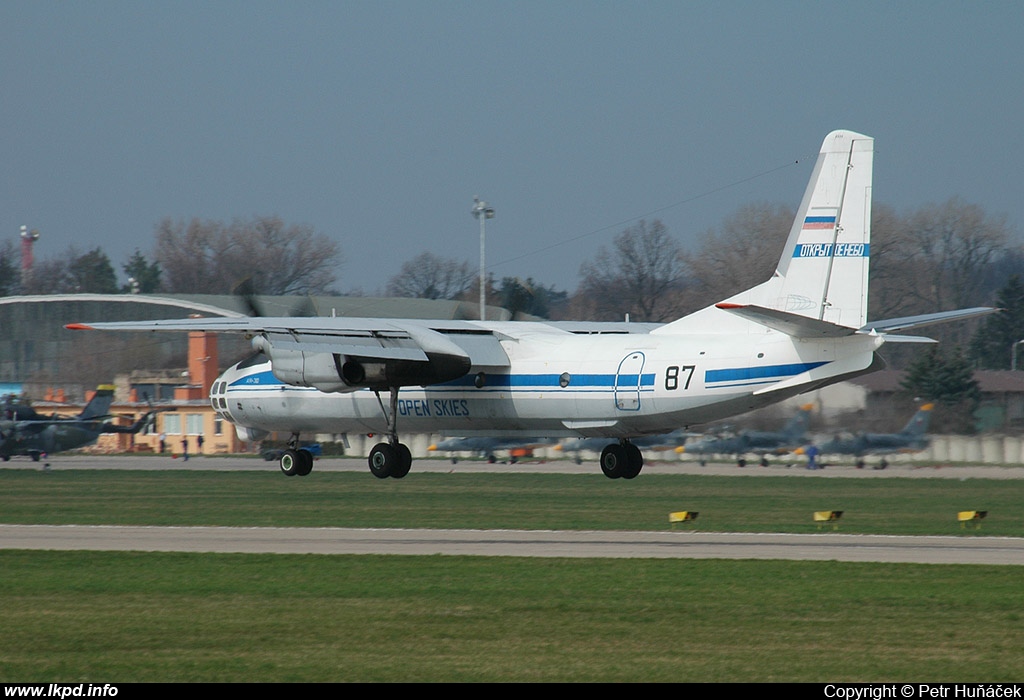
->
599 440 644 479
367 387 412 479
278 433 315 477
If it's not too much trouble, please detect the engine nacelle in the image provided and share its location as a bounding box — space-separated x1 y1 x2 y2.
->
251 335 471 392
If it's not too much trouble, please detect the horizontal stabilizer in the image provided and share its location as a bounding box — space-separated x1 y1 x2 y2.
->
878 335 938 344
714 303 857 338
860 307 998 334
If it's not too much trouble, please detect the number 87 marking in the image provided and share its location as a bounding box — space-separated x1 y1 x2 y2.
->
665 365 696 391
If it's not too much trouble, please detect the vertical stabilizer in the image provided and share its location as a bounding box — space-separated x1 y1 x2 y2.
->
655 130 873 336
900 404 933 436
784 404 815 438
757 130 874 327
78 385 115 420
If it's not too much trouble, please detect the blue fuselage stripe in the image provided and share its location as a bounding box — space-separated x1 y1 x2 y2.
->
229 371 658 391
705 361 828 384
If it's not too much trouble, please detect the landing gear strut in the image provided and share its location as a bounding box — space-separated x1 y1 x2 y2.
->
600 440 643 479
368 387 412 479
279 433 314 477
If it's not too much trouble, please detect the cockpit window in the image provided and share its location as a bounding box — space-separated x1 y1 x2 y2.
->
236 352 269 370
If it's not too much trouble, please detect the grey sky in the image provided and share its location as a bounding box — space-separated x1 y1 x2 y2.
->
3 1 1023 297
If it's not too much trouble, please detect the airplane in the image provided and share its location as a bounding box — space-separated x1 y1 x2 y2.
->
808 403 934 469
427 436 557 463
0 386 157 462
67 130 997 481
677 403 815 467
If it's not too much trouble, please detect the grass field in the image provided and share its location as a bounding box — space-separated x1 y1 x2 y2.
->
0 468 1021 535
1 468 1022 682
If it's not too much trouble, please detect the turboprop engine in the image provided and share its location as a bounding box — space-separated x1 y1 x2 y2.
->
250 326 472 392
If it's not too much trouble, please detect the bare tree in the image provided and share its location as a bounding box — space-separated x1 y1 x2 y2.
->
0 241 21 296
899 197 1011 313
681 202 794 311
155 216 342 295
385 252 473 300
865 203 910 320
577 220 687 322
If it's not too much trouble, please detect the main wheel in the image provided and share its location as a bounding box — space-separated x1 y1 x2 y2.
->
295 448 314 476
369 443 396 479
600 444 627 479
391 443 412 479
621 442 643 479
279 449 300 476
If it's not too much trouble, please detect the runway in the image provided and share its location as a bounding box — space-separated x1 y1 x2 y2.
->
2 524 1022 564
3 455 1023 564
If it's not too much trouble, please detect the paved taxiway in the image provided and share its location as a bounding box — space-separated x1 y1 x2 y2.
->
3 455 1023 564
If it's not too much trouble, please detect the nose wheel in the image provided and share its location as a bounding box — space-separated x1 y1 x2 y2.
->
368 387 412 479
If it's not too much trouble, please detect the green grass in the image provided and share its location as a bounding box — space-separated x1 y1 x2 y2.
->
1 551 1022 682
0 469 1020 535
2 469 1022 681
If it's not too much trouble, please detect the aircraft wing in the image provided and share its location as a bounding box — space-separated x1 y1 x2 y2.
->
67 316 516 391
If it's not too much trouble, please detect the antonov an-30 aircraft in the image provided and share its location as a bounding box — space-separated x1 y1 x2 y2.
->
68 130 995 480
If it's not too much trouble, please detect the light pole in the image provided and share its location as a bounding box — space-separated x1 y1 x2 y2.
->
1012 340 1024 371
471 196 495 321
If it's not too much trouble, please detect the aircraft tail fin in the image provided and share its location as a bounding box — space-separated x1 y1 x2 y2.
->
785 403 815 437
900 404 934 436
747 129 874 327
656 130 873 336
78 385 115 420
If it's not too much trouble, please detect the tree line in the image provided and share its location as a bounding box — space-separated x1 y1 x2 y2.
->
0 216 342 297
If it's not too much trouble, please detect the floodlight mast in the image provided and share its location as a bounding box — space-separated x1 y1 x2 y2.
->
471 196 495 321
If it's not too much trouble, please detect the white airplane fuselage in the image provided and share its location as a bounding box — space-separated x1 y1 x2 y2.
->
212 327 881 440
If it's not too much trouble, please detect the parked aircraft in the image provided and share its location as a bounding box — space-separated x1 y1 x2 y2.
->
68 130 995 480
428 436 556 463
679 403 814 467
0 387 156 461
811 403 934 469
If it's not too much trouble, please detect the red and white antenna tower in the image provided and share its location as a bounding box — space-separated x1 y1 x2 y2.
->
19 225 39 273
